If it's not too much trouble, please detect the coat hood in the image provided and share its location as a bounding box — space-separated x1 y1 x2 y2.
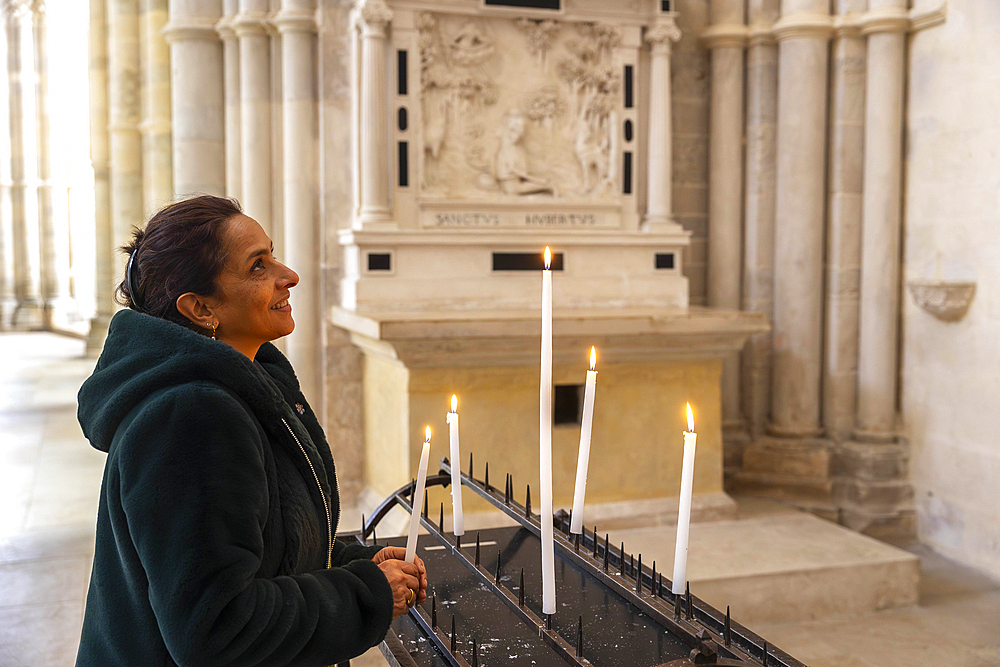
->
79 309 300 453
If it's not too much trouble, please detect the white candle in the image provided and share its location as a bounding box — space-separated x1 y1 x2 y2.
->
540 247 556 615
405 427 432 564
672 403 697 594
447 395 464 536
570 347 598 534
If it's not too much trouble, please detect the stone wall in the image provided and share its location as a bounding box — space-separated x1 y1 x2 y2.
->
904 0 1000 579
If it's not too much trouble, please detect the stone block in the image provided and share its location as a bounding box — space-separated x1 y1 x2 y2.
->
741 437 831 480
833 441 910 481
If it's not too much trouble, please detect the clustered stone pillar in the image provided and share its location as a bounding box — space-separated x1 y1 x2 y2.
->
163 0 224 196
823 0 866 439
217 0 241 200
0 2 18 325
234 0 271 235
6 0 42 327
704 0 746 432
643 16 681 232
740 0 778 436
87 0 113 352
769 1 831 437
140 0 173 208
356 0 392 228
275 0 321 405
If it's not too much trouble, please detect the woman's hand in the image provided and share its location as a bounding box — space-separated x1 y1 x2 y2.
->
374 547 428 619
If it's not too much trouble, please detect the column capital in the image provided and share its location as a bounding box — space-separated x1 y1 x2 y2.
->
215 13 237 39
2 0 32 21
831 14 863 39
772 13 834 41
232 10 269 37
646 19 681 47
747 23 776 46
271 8 317 34
909 2 947 32
859 7 909 35
163 17 221 43
701 23 747 49
30 0 44 15
357 0 392 33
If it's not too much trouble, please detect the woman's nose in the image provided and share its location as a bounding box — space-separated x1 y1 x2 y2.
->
279 263 299 288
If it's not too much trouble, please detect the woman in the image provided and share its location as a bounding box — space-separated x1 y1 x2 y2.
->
76 196 426 666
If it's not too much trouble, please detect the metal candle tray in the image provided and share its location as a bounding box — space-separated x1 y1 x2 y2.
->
344 457 807 667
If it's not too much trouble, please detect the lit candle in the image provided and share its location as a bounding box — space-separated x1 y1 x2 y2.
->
540 247 555 615
570 347 598 535
672 403 697 594
405 426 432 564
447 395 464 536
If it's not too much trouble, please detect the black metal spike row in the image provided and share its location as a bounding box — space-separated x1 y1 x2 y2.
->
451 616 457 654
686 582 693 620
439 503 444 533
636 554 642 594
494 551 501 585
432 594 437 628
724 606 732 647
577 616 583 657
518 569 525 607
525 485 532 517
475 532 481 566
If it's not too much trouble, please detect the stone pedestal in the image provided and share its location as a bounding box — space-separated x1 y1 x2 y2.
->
333 307 767 525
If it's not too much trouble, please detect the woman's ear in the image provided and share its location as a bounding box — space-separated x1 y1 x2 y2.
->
176 293 217 332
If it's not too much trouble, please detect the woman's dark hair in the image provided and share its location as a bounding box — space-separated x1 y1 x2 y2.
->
116 195 243 332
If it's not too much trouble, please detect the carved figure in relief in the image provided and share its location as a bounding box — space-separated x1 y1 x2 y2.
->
493 111 556 196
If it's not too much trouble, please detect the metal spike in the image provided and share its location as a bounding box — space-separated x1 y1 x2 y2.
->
361 514 366 544
619 543 625 575
525 485 531 517
686 582 692 620
475 532 481 566
410 478 415 504
574 532 580 552
763 641 768 667
630 554 635 577
432 594 437 628
724 606 731 647
518 569 525 607
472 638 479 667
450 615 457 653
603 534 609 571
495 550 501 585
636 554 642 594
468 452 474 480
592 526 599 558
484 462 490 490
545 614 552 631
652 561 657 595
456 532 461 550
673 591 680 620
372 526 377 546
577 616 583 657
659 572 664 598
505 473 511 505
423 490 429 519
439 502 444 533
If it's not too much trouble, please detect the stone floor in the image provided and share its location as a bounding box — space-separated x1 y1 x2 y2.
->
1 331 998 667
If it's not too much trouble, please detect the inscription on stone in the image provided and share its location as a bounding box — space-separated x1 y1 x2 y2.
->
423 209 617 229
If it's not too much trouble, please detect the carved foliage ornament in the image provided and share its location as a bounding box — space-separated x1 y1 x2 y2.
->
908 280 976 322
645 21 681 45
358 0 392 30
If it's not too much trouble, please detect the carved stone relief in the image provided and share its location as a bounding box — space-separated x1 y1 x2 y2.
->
418 13 621 202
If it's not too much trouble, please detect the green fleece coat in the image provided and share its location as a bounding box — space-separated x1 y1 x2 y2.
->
76 309 392 667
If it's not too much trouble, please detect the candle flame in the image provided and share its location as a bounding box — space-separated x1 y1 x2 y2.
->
425 425 432 442
451 394 458 413
686 403 695 433
544 246 551 270
589 346 597 371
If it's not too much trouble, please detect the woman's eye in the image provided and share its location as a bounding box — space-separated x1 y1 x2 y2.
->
252 259 265 271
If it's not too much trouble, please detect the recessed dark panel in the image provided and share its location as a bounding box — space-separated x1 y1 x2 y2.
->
624 119 633 142
367 253 392 271
655 252 675 269
398 141 409 187
554 384 582 425
492 252 565 271
398 107 408 131
484 0 560 8
624 64 634 108
623 152 633 194
661 0 671 11
397 50 407 95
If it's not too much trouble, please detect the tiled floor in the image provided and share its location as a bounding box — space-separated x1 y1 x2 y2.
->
1 331 998 667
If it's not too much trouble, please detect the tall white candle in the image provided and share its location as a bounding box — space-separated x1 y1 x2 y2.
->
672 403 697 594
540 247 556 615
570 347 598 534
405 427 432 564
447 395 464 536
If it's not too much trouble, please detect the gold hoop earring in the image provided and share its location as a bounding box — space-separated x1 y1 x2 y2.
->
210 323 217 340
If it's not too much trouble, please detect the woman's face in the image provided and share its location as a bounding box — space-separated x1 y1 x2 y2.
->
210 214 299 359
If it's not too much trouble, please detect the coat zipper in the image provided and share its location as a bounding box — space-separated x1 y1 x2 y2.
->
282 417 333 569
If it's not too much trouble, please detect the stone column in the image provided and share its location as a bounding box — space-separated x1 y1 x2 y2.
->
0 4 17 327
643 16 681 232
216 0 240 200
855 1 908 441
33 0 74 327
6 0 42 328
741 0 778 436
140 0 173 207
823 0 866 439
87 0 113 354
769 1 832 436
704 0 746 430
233 0 271 234
108 0 143 279
355 0 392 228
274 2 320 404
163 0 224 196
